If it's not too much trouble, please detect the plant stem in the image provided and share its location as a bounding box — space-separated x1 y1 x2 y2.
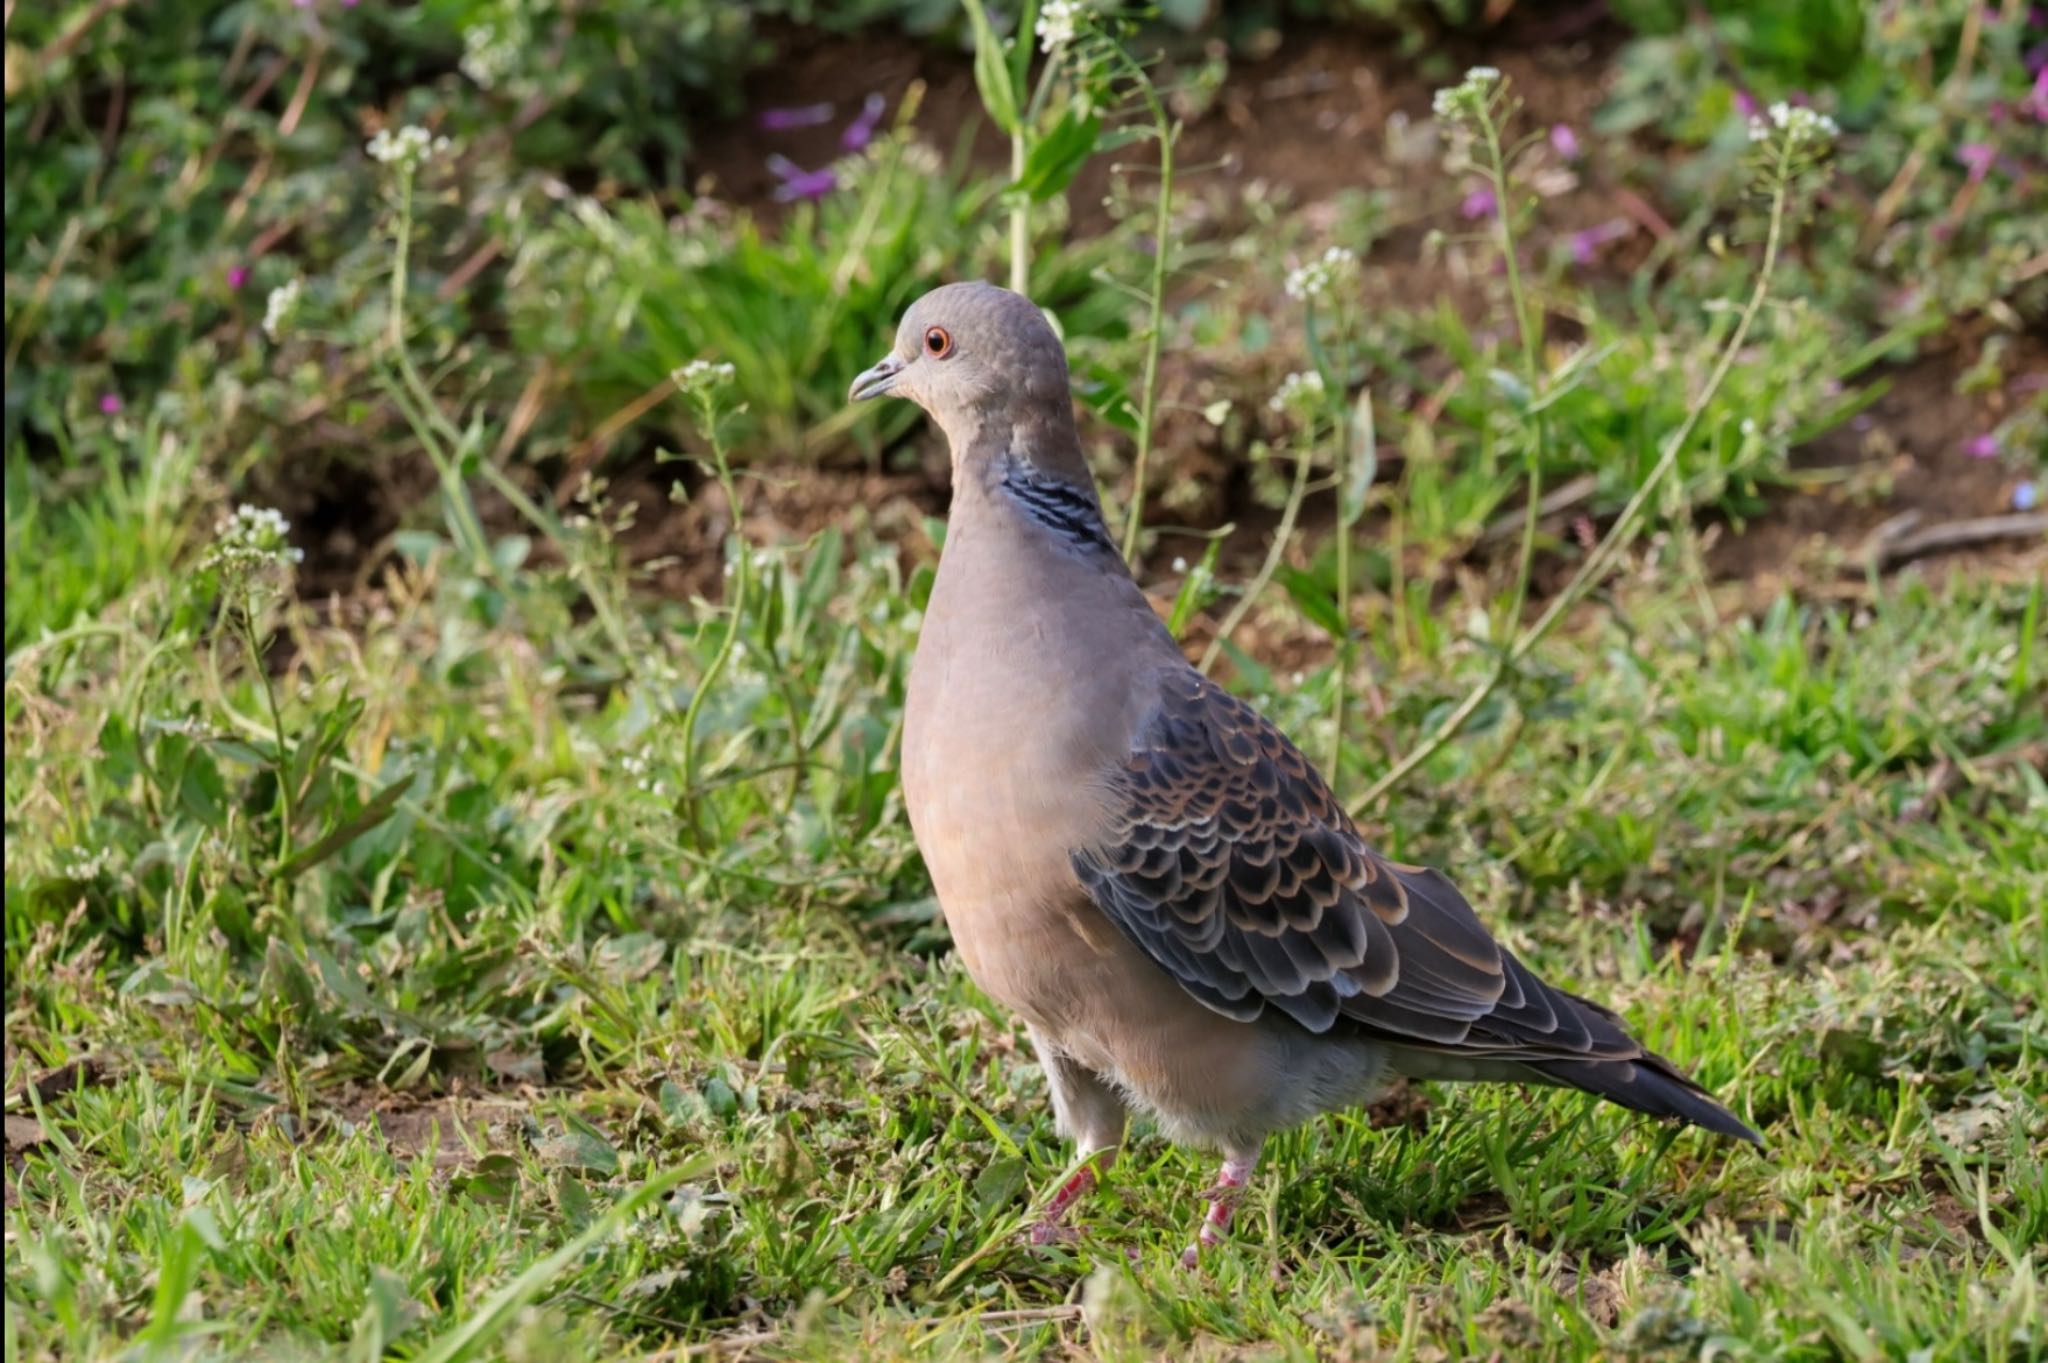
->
1120 105 1176 564
1009 130 1029 295
1480 103 1545 654
1353 141 1797 812
240 600 295 869
675 406 750 848
1201 427 1317 675
386 168 494 577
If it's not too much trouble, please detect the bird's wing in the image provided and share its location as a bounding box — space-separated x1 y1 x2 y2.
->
1071 669 1640 1060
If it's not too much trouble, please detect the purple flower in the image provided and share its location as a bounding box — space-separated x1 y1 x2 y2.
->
2025 69 2048 121
841 93 886 152
1958 142 1996 182
1964 433 2000 458
1734 88 1759 118
1461 186 1498 220
1567 217 1632 264
2015 480 2039 512
767 154 837 202
99 393 122 414
1549 123 1580 160
228 264 249 290
758 103 834 131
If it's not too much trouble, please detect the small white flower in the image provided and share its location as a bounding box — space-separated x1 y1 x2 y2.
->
366 125 454 169
460 19 525 89
671 359 737 395
203 503 304 580
1749 101 1838 148
1268 369 1326 415
1432 66 1503 124
1034 0 1084 53
1283 245 1358 302
1172 556 1189 573
262 278 301 341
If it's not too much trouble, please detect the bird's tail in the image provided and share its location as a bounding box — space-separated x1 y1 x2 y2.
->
1524 1050 1764 1148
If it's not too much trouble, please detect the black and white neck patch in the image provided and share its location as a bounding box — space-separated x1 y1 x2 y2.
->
997 456 1118 556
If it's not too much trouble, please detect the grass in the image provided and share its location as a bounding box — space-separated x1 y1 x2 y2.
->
7 0 2048 1359
7 448 2042 1358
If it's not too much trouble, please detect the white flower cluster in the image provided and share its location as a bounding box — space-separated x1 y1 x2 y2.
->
204 504 305 578
1748 101 1839 149
1431 65 1501 123
671 359 737 395
262 278 301 341
1283 246 1358 303
1035 0 1086 53
366 125 454 169
1268 369 1326 415
460 20 523 89
57 847 117 881
619 745 668 797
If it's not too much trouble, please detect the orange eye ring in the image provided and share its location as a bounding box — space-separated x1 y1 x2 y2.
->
923 326 954 359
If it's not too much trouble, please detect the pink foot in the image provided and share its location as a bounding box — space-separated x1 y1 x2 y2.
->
1026 1220 1081 1245
1179 1154 1256 1268
1023 1165 1097 1248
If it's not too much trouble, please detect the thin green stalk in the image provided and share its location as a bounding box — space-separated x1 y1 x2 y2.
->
238 600 295 869
1200 428 1317 675
1009 130 1030 295
1118 81 1177 565
1478 101 1545 651
675 411 750 848
1353 138 1799 811
384 169 493 577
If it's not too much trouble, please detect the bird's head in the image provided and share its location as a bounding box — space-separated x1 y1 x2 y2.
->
848 282 1074 448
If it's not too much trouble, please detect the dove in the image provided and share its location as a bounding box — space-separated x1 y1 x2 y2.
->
850 281 1760 1264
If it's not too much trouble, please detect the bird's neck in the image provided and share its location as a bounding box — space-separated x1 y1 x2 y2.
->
947 411 1121 566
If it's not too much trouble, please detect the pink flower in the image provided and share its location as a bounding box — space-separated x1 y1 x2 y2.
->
2025 69 2048 122
1567 217 1631 264
1734 89 1759 118
1964 433 2000 458
767 155 837 202
228 265 249 290
1958 142 1996 182
99 393 122 414
1461 186 1498 220
841 93 886 152
758 103 834 131
1549 123 1580 160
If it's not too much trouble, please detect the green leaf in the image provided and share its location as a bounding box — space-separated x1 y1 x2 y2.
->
261 938 319 1020
173 742 227 827
277 774 410 879
973 1157 1027 1217
1015 108 1101 202
1276 566 1345 639
961 0 1020 134
540 1121 619 1176
1166 534 1229 640
450 1153 521 1204
1341 389 1378 528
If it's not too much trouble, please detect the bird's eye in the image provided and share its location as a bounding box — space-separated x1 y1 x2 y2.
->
923 326 954 359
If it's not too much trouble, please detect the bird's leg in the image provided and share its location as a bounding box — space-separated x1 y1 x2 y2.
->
1025 1030 1127 1247
1181 1148 1260 1268
1027 1161 1100 1245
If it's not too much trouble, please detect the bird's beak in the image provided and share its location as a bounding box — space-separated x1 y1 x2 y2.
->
848 354 905 403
